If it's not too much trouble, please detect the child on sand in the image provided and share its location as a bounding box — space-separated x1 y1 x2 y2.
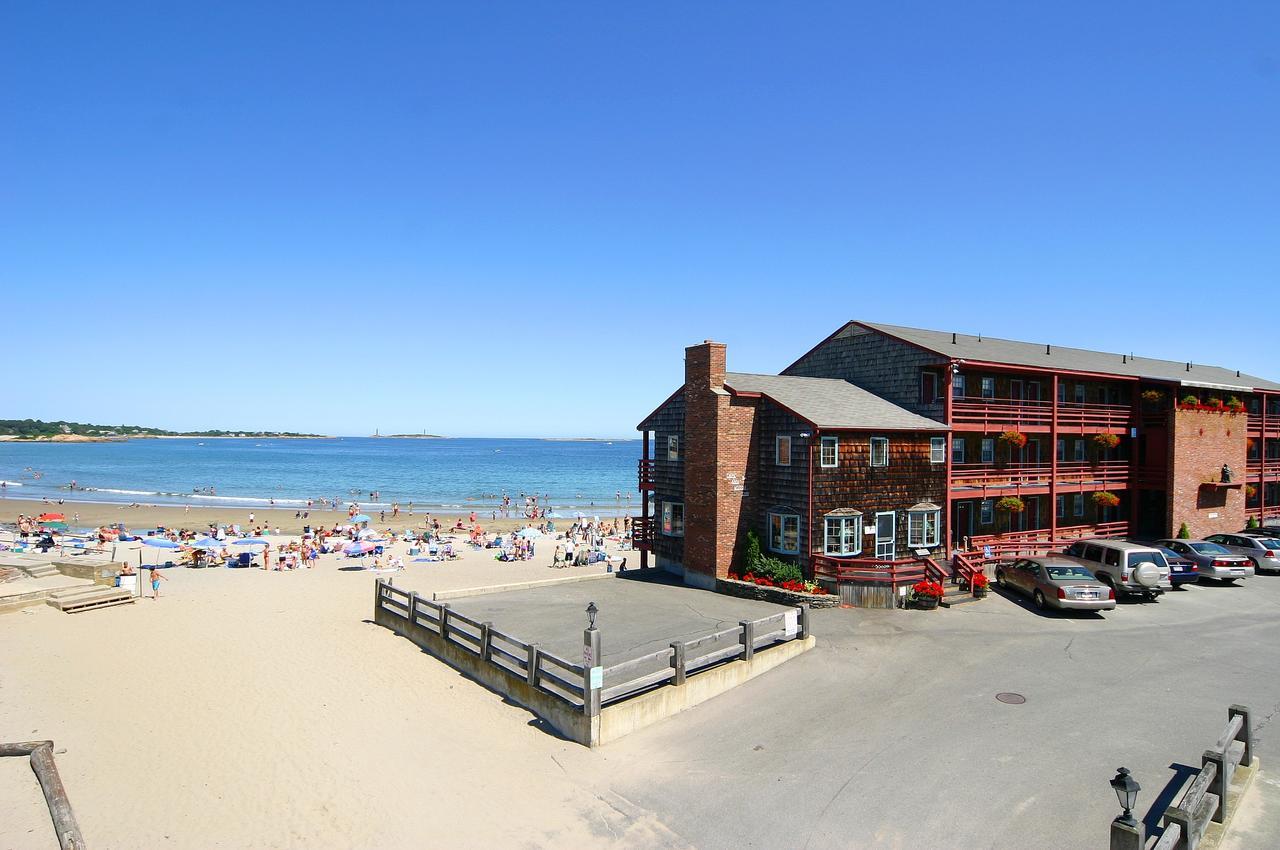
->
150 567 168 599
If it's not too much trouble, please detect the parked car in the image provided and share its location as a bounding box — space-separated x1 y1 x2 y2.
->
1206 533 1280 574
994 557 1116 612
1154 545 1200 587
1060 539 1172 600
1153 539 1254 582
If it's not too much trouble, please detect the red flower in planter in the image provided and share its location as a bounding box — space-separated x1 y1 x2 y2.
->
911 580 943 598
971 573 989 589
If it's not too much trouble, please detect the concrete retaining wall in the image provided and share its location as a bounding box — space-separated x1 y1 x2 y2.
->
716 577 841 608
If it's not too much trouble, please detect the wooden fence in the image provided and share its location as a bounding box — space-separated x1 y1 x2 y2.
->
810 555 947 608
375 579 809 715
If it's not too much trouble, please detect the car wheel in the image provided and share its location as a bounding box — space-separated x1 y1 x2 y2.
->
1033 590 1048 610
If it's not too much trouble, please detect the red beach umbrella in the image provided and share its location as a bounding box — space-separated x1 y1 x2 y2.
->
38 512 65 521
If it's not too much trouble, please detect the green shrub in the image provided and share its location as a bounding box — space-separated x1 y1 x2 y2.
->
1177 522 1191 539
738 529 802 582
1247 516 1260 530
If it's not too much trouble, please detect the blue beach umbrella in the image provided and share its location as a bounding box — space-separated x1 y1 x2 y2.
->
192 538 224 549
350 514 371 524
233 538 269 546
142 537 181 549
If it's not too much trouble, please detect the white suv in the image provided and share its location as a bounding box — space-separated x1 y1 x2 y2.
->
1061 540 1173 601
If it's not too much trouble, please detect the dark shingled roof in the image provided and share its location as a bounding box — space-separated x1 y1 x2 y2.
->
724 372 948 431
857 322 1280 392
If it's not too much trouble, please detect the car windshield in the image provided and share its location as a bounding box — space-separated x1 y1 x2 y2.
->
1045 566 1095 580
1127 551 1168 568
1190 543 1230 554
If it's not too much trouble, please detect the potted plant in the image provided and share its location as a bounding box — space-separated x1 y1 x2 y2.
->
971 572 990 598
997 430 1027 450
908 579 944 610
1141 389 1165 404
1180 394 1200 409
1227 396 1245 413
1246 484 1258 500
1092 491 1121 509
996 496 1025 514
1177 522 1190 539
1093 433 1120 450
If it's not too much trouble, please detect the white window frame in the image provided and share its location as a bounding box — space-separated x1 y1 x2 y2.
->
980 438 994 464
870 437 889 468
819 436 838 468
1074 383 1086 404
768 512 800 555
667 435 679 461
775 435 792 467
930 437 946 464
953 375 966 398
661 502 684 536
979 499 993 525
981 377 995 398
1072 493 1084 517
952 438 965 464
908 510 941 548
1073 439 1086 462
823 514 863 556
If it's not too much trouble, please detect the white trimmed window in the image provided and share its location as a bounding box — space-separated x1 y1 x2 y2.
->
823 514 863 556
980 499 993 525
1074 384 1086 404
908 510 941 548
980 438 994 464
953 375 967 398
820 436 839 468
1072 493 1084 517
952 438 965 464
981 377 995 398
661 502 684 536
667 435 679 461
870 437 889 468
768 512 800 554
776 435 792 466
930 437 946 464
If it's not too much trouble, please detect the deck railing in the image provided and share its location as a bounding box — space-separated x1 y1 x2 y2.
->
949 460 1131 491
951 398 1132 431
810 554 946 586
637 458 655 490
964 521 1128 553
631 516 654 551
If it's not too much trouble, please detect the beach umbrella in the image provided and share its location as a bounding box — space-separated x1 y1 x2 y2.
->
350 514 371 524
357 528 380 539
232 538 269 546
142 537 180 549
344 541 377 556
192 538 224 549
517 527 542 539
37 512 65 521
39 521 69 531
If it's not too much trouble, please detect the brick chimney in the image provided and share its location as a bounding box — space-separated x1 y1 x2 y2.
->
682 341 756 590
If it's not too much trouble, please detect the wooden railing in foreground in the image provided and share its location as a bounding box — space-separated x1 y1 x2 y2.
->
375 580 809 715
1142 705 1253 850
810 555 946 587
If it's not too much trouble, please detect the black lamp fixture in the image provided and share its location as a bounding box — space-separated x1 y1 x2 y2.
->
1110 767 1140 826
586 602 598 630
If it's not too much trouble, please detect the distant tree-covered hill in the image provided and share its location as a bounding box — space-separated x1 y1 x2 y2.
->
0 419 322 439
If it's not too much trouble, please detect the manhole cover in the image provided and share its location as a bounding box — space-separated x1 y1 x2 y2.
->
996 692 1026 705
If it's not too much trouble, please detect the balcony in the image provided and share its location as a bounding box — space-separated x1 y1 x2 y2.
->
631 516 654 551
951 398 1132 433
1247 412 1280 438
950 460 1131 495
637 458 655 490
1246 459 1280 479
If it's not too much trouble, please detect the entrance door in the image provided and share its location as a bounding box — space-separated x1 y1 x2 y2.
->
954 502 972 547
875 511 896 559
1011 380 1023 401
1027 381 1041 401
1026 497 1040 532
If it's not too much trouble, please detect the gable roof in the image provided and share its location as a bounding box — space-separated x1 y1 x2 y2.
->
724 372 947 431
856 322 1280 392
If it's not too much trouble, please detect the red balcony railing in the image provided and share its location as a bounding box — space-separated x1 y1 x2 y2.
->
951 398 1133 433
1248 412 1280 438
964 521 1129 553
811 554 946 587
949 460 1131 493
637 459 655 490
1246 459 1280 478
631 516 654 550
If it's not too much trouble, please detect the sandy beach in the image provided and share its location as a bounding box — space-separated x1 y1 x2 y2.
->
0 531 676 849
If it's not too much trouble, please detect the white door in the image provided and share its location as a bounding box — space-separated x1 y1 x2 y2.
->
875 511 896 559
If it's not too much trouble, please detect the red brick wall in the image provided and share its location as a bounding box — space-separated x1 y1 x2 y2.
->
683 342 758 589
1167 410 1247 538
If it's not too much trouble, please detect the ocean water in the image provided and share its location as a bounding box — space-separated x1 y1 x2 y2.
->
0 438 641 516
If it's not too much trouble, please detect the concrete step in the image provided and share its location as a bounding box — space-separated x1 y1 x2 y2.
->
47 586 135 613
25 564 61 578
940 585 985 608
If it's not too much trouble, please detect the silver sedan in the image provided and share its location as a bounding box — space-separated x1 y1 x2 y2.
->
1155 539 1256 581
995 557 1116 612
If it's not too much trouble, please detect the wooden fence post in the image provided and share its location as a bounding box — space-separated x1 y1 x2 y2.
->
1203 749 1227 823
439 603 451 641
527 643 541 687
670 641 686 686
583 627 601 717
480 622 493 662
373 578 383 614
407 591 418 626
1229 704 1252 767
739 620 755 661
1162 807 1193 850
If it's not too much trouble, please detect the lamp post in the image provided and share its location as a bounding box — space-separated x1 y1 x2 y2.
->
1108 767 1144 850
582 602 601 718
586 601 598 630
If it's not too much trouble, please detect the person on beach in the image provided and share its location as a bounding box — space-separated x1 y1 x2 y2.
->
150 567 167 599
392 502 399 518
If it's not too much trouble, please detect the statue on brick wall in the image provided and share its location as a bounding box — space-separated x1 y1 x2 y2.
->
1221 464 1234 483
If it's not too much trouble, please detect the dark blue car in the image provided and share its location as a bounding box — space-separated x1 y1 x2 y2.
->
1157 546 1200 587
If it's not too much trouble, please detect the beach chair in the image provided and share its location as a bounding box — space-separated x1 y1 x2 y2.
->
237 552 252 568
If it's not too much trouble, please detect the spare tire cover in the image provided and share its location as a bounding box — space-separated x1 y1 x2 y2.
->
1133 562 1160 587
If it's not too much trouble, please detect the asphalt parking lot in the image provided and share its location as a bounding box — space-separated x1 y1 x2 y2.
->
543 569 1280 849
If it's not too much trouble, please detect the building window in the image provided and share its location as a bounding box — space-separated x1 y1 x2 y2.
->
953 375 966 398
768 512 800 554
979 499 993 525
981 377 995 398
930 437 946 464
1073 439 1085 462
1072 493 1084 517
775 435 792 467
661 502 684 536
1056 494 1066 519
980 438 994 464
1056 438 1066 462
820 436 838 468
952 438 965 464
921 371 940 404
908 510 941 548
870 437 889 468
667 435 679 461
1074 384 1086 404
823 514 862 556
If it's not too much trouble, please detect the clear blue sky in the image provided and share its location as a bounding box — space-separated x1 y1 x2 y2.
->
2 2 1276 437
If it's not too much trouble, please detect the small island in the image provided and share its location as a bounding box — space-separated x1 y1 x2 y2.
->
0 419 325 441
